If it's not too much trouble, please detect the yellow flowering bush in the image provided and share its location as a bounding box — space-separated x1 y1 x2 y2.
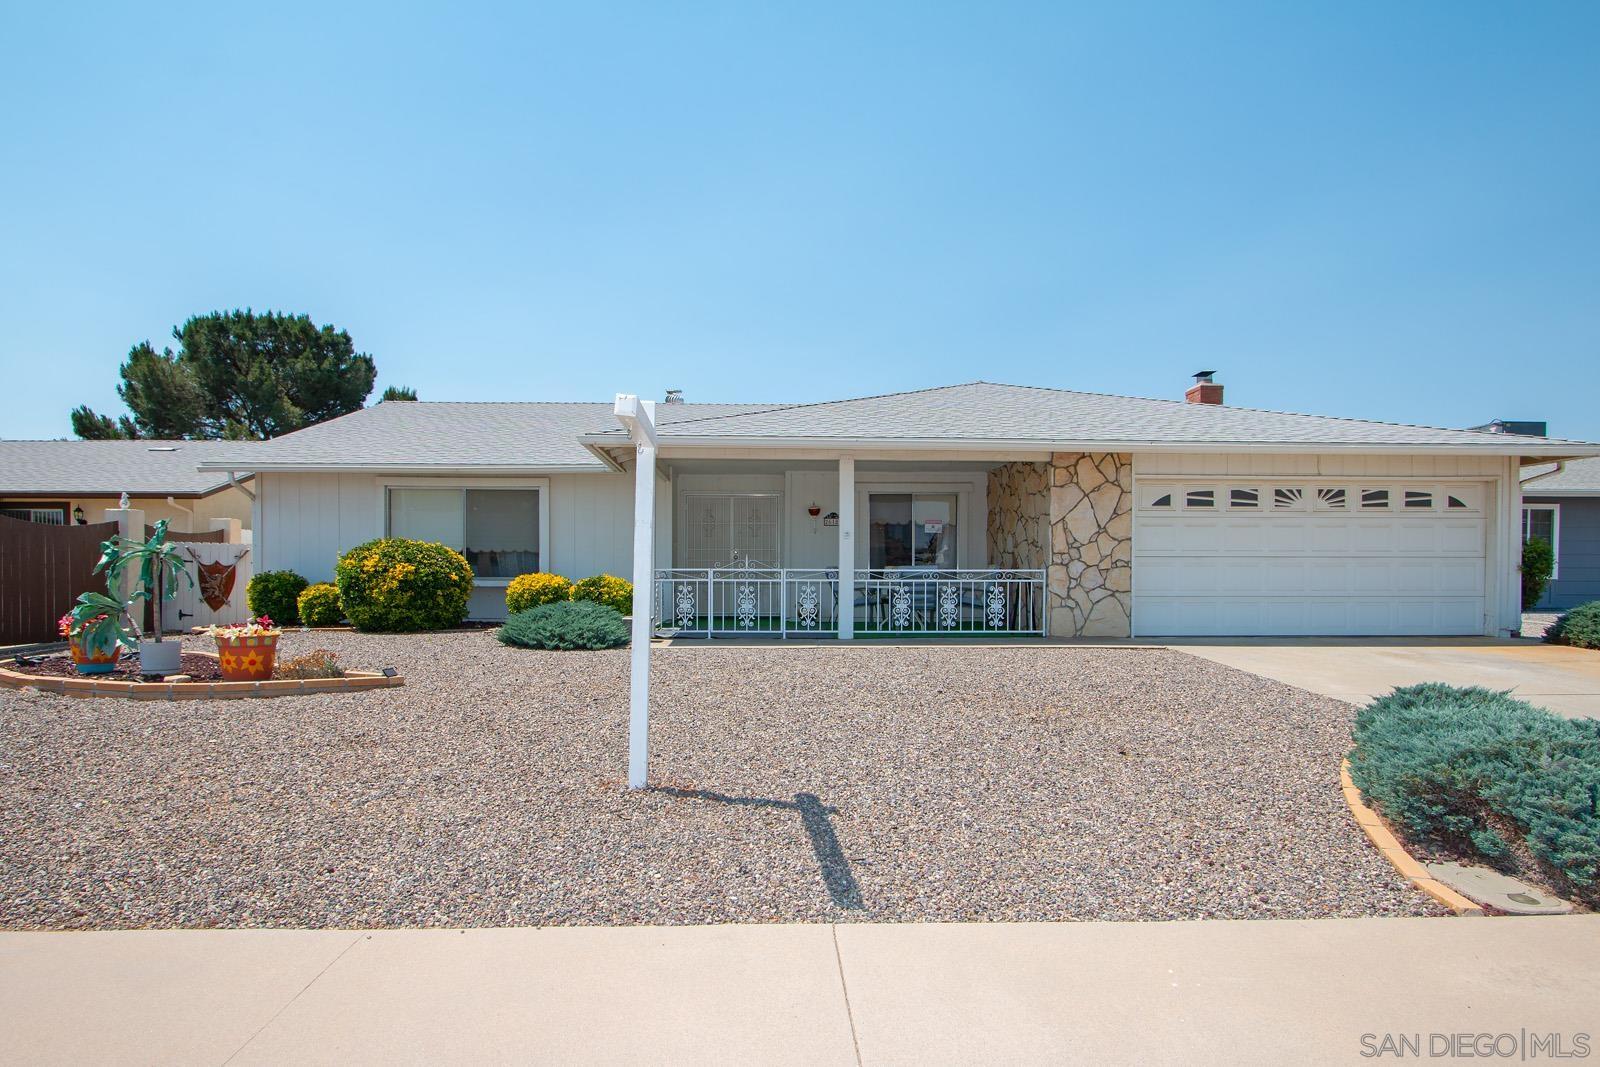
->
571 573 633 615
334 538 473 632
296 582 344 628
505 572 573 614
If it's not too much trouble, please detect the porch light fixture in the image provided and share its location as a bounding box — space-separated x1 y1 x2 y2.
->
807 503 821 517
72 506 85 524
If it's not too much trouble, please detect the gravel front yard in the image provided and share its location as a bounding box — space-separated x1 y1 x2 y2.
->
0 632 1435 928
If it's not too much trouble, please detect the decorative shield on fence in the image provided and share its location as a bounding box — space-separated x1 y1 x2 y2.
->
192 554 242 611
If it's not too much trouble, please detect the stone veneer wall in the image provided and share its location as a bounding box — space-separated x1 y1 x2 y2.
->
1047 452 1133 638
985 461 1049 569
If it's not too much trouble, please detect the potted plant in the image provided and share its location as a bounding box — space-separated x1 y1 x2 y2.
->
63 519 192 676
57 610 123 674
202 616 283 681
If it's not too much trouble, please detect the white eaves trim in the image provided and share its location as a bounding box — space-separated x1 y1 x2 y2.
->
574 433 1600 459
198 462 619 475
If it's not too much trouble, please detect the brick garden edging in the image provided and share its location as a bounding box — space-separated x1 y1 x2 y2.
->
1339 758 1483 916
0 652 403 701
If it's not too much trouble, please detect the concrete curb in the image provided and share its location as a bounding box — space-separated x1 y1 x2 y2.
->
0 651 403 701
1339 758 1484 917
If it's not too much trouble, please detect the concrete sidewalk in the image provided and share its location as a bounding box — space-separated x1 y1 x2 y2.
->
3 917 1598 1065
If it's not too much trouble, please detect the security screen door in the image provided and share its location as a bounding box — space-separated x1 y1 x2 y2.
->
679 492 782 567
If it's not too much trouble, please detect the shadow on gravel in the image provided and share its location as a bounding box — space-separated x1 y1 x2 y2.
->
655 787 865 910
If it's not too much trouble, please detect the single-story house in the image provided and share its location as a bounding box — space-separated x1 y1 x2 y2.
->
0 439 256 534
198 376 1600 638
1521 456 1600 611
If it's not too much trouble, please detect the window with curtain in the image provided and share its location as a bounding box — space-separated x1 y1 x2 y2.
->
1522 505 1559 578
387 487 540 578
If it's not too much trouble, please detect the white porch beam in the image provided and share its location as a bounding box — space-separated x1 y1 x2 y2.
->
837 454 855 640
615 394 658 789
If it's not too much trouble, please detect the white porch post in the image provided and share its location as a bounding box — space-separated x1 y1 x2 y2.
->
615 394 658 789
837 454 855 640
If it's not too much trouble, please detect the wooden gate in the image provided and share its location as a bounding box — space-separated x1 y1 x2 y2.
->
0 514 120 646
163 543 254 632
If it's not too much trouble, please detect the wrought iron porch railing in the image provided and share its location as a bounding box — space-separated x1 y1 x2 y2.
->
652 567 1046 638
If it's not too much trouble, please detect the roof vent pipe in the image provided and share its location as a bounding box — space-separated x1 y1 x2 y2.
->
1185 370 1224 405
664 389 685 404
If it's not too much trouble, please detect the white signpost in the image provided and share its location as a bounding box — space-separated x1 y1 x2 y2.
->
615 394 658 789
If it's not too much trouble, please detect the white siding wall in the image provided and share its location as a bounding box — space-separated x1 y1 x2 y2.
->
257 470 651 620
786 470 840 570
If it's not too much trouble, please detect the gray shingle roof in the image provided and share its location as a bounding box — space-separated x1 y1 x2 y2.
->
587 382 1594 453
196 401 780 472
1523 457 1600 494
193 384 1599 473
0 440 260 496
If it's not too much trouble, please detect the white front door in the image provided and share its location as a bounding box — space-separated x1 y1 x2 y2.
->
1132 480 1488 636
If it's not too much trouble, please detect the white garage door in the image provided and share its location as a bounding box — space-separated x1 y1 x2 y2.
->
1132 480 1488 636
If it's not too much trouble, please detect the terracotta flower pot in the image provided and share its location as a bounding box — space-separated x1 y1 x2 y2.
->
214 633 279 681
69 630 122 675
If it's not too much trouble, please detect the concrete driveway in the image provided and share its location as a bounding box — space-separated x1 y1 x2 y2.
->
1174 638 1600 718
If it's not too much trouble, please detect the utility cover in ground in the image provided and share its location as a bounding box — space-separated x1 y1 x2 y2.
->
1424 862 1574 915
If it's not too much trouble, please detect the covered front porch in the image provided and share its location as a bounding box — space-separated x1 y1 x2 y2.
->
643 452 1127 639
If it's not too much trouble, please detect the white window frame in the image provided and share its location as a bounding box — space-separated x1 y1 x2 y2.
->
1521 503 1560 579
376 477 550 587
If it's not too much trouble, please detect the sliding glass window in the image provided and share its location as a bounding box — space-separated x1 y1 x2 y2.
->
387 487 540 578
868 493 957 568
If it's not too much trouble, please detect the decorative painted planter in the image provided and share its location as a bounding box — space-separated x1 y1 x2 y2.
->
69 631 123 675
213 633 279 681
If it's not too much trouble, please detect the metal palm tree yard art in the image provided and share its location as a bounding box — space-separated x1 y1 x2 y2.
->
64 519 193 676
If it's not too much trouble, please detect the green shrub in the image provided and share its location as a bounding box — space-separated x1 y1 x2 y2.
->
1522 537 1554 610
571 573 633 615
505 572 573 614
334 538 474 632
1349 683 1600 901
497 601 630 650
296 582 344 627
1545 601 1600 650
247 570 309 626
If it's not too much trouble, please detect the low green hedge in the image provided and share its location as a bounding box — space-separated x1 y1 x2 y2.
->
296 582 344 627
1349 683 1600 901
247 570 308 626
497 601 630 651
1545 600 1600 650
334 538 474 632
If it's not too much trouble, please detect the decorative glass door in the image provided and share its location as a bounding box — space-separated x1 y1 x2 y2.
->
678 492 782 567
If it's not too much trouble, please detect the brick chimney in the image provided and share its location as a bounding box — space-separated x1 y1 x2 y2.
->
1185 370 1223 405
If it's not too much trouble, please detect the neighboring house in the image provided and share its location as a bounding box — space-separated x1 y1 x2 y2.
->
1521 457 1600 611
0 440 257 534
198 376 1600 637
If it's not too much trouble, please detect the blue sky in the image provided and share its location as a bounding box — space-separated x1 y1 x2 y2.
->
2 2 1596 440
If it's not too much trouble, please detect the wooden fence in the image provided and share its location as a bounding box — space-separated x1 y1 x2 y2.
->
0 515 120 647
